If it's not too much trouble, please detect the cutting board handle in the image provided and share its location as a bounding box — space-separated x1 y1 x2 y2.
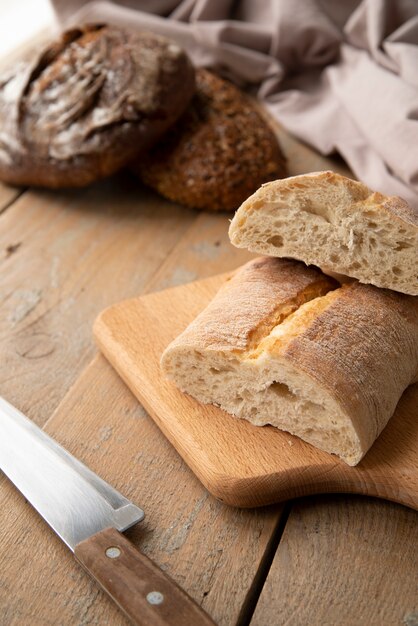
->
75 527 216 626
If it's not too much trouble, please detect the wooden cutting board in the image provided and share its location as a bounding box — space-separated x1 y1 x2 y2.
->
94 272 418 510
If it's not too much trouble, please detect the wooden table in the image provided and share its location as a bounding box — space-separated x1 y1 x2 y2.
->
0 97 417 625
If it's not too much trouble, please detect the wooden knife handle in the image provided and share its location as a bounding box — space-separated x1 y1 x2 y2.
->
74 527 216 626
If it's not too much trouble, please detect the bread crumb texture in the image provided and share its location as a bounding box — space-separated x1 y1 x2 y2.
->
229 171 418 295
135 69 287 211
162 257 418 466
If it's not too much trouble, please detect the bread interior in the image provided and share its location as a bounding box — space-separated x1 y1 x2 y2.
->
229 175 417 295
162 294 363 466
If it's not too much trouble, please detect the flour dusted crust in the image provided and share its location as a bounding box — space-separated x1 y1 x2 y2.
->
161 257 418 465
0 24 195 188
228 171 418 295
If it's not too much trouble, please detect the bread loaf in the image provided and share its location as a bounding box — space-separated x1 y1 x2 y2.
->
229 171 418 295
133 69 286 211
0 25 195 188
161 257 418 465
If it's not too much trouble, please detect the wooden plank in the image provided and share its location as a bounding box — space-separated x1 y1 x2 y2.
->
146 211 253 290
0 174 195 425
0 354 281 626
251 495 418 626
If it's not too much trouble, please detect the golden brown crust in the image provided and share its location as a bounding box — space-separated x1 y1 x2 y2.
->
168 257 338 352
133 69 287 211
0 24 195 188
282 282 418 447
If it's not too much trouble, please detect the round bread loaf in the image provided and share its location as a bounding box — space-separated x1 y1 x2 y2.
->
133 69 287 211
0 24 195 188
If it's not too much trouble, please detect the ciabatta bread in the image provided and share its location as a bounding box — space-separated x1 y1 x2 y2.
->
161 257 418 466
228 171 418 295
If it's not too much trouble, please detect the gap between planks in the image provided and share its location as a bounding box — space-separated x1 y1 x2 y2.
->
250 495 418 626
0 186 26 216
236 502 292 626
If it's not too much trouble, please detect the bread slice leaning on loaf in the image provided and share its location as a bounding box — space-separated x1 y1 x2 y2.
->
228 171 418 295
161 257 418 466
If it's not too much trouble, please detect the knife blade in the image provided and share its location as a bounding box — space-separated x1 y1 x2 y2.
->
0 396 215 626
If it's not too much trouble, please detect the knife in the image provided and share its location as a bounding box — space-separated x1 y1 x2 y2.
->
0 396 215 626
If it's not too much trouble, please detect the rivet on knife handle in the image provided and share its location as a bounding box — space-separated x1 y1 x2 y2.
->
74 527 216 626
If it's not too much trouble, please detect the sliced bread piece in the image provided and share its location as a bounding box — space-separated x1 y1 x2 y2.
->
228 171 418 295
161 257 418 466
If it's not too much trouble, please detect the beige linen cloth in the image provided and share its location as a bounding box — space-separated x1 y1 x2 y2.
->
52 0 418 209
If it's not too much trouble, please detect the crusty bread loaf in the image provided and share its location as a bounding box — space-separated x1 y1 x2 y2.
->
133 69 286 211
161 257 418 465
228 171 418 295
0 25 195 188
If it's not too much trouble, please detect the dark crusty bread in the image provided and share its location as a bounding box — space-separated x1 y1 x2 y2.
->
162 257 418 465
133 69 287 211
229 171 418 295
0 24 195 188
